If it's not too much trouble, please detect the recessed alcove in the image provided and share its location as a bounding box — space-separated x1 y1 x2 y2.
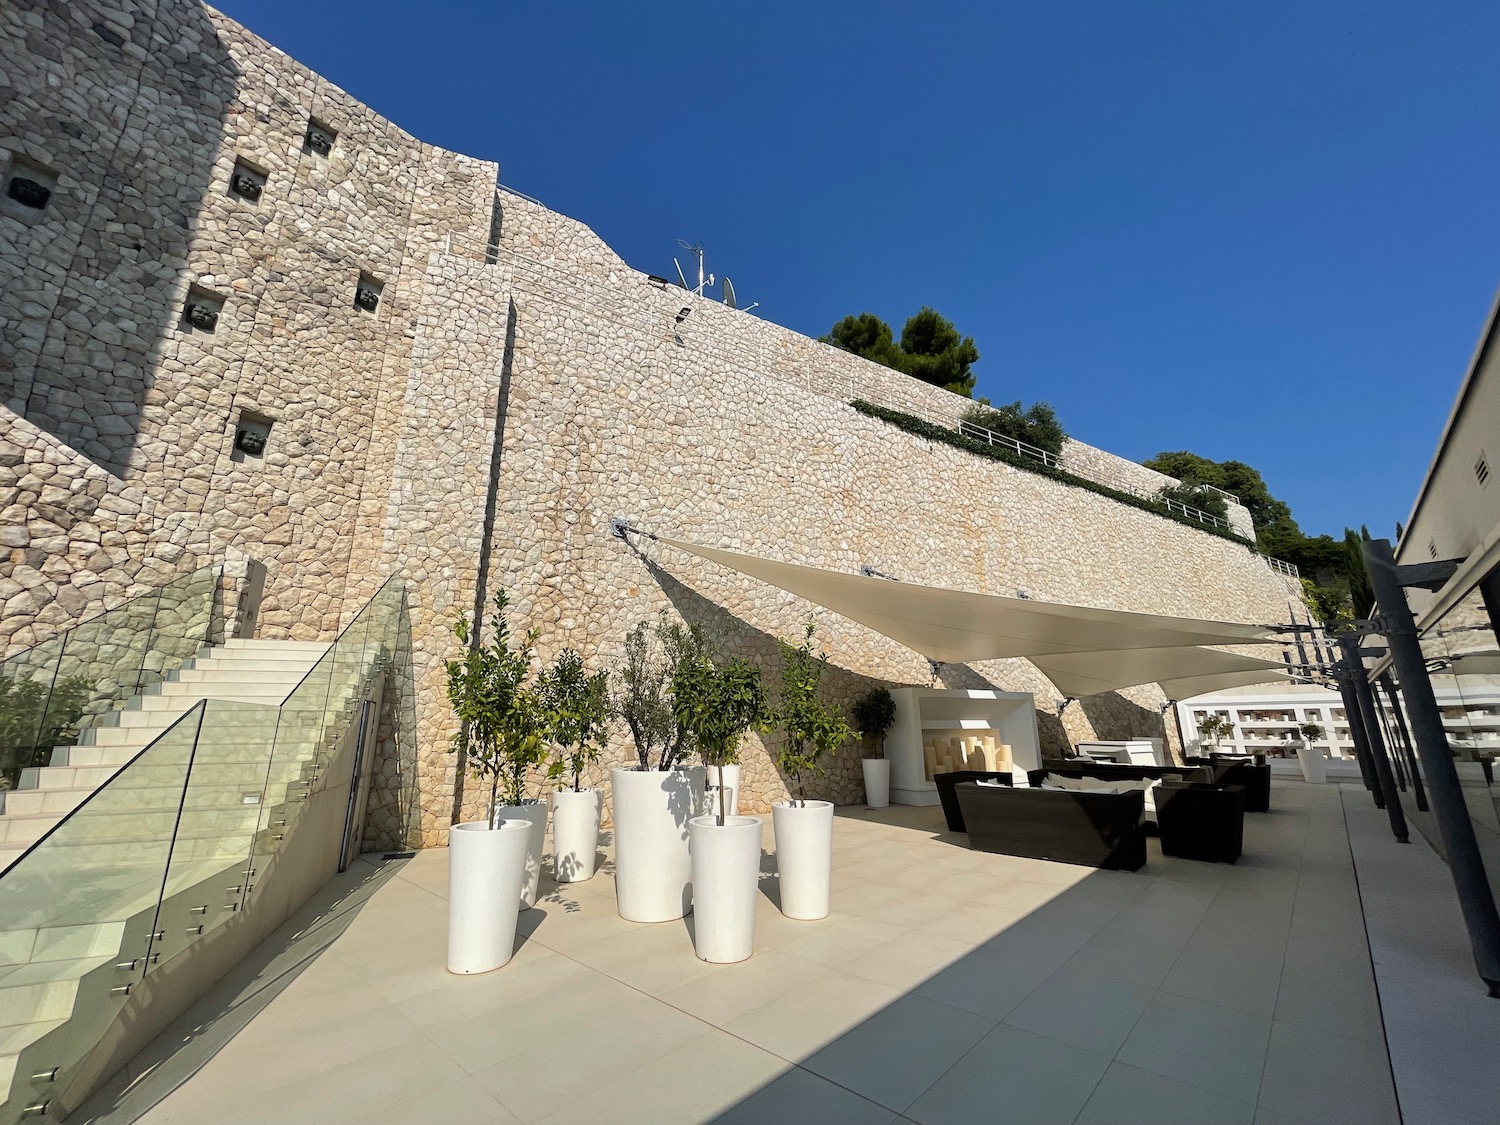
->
228 158 267 204
181 286 225 334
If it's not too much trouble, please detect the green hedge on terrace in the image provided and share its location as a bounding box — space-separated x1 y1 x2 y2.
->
848 399 1256 549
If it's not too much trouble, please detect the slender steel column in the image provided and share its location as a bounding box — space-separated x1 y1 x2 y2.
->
1340 638 1408 841
1365 538 1500 996
1381 672 1429 812
1335 667 1380 800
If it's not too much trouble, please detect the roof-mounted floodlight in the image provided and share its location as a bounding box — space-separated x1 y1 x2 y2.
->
675 307 692 323
646 274 669 288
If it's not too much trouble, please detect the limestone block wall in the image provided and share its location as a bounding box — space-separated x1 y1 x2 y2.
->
3 0 1304 849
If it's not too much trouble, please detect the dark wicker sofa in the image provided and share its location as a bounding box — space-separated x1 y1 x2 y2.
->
1184 757 1271 813
933 770 1013 832
1155 781 1245 863
954 782 1147 871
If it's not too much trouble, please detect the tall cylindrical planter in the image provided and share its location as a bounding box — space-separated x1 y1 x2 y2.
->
492 799 547 908
612 766 705 922
551 787 602 883
772 800 834 920
688 815 763 963
447 819 531 974
1296 744 1328 784
862 758 890 808
705 763 741 818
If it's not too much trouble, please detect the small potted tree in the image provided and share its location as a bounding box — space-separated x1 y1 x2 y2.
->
443 590 540 972
772 624 854 920
673 643 768 963
1295 720 1328 784
609 613 706 922
541 648 609 883
852 686 896 808
1196 713 1234 753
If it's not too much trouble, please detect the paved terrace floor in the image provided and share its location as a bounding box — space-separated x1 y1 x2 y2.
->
68 782 1485 1125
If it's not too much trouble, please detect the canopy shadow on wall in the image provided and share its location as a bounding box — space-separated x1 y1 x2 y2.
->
653 537 1289 697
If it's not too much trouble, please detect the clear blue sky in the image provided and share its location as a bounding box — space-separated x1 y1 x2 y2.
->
219 0 1500 542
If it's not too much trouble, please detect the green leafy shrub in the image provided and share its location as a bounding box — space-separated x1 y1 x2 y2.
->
671 643 769 825
539 648 609 792
775 624 855 804
962 401 1067 456
851 686 897 759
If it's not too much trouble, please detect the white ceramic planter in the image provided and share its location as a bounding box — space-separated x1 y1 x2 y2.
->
704 762 741 818
861 758 890 808
492 799 547 908
688 815 763 963
771 800 834 920
447 819 531 974
611 766 705 922
551 787 602 883
1296 744 1328 784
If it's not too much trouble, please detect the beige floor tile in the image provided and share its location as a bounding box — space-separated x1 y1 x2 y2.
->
241 1038 467 1125
564 920 722 994
800 993 995 1112
358 1076 523 1125
657 947 830 1026
704 1065 899 1124
724 968 901 1061
841 928 974 991
1116 991 1272 1105
475 994 713 1121
534 1024 786 1125
1073 1061 1256 1125
904 1022 1110 1125
1163 939 1286 1017
1256 1017 1400 1125
1004 962 1157 1055
777 915 908 967
393 945 588 1029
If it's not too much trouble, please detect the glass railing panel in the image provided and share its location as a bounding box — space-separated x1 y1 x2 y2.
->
0 630 70 791
147 700 279 968
0 704 202 1124
136 565 219 698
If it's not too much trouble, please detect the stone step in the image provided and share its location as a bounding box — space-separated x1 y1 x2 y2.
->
0 788 94 818
0 922 126 970
0 1016 68 1107
219 638 334 653
0 956 112 1027
168 666 311 686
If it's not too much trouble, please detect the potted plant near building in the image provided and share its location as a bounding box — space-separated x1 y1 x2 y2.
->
1196 713 1234 752
852 686 896 808
443 590 541 972
772 624 854 921
673 642 768 963
1295 720 1328 784
609 613 706 922
541 648 609 883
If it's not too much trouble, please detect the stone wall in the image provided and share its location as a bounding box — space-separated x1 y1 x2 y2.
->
3 0 1305 849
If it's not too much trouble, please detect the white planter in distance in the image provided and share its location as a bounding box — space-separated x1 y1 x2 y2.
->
447 819 531 974
1295 744 1328 784
704 762 741 818
551 787 602 882
861 758 890 808
491 799 547 908
688 814 763 963
771 800 834 920
611 766 705 922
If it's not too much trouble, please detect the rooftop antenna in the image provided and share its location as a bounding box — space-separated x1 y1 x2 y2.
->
721 276 759 314
674 239 713 297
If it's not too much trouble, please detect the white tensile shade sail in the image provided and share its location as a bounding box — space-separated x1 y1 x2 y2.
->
1160 667 1298 702
1032 647 1293 699
658 537 1280 666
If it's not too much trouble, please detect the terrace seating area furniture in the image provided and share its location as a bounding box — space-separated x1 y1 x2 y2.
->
1185 756 1272 812
1155 781 1245 863
932 770 1013 832
954 781 1147 871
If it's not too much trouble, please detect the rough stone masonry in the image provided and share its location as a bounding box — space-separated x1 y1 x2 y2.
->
0 0 1302 847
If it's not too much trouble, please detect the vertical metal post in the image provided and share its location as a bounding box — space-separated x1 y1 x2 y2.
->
1340 638 1408 841
1364 538 1500 996
1370 687 1408 790
1478 569 1500 643
1381 672 1428 812
1335 667 1380 799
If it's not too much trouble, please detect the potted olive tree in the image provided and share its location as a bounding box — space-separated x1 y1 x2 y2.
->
852 686 896 808
673 643 768 963
609 613 706 922
772 624 854 920
541 648 609 883
443 590 541 972
1295 719 1328 784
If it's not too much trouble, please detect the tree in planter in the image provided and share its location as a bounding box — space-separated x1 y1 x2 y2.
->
671 645 769 825
1196 713 1234 750
540 648 610 792
776 624 856 805
611 612 703 771
851 686 897 759
445 589 546 817
1299 721 1325 743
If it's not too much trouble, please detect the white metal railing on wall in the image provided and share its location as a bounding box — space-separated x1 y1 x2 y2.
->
1264 555 1301 579
957 420 1063 470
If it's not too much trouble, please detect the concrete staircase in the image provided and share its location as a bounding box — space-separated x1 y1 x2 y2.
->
0 640 330 873
0 638 361 1120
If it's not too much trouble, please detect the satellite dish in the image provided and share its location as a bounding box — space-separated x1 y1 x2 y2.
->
722 277 737 309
